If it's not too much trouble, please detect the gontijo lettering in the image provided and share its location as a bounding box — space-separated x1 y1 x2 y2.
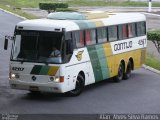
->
114 41 132 51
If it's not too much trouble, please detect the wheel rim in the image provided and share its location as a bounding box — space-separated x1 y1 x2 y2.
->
127 62 132 76
118 64 123 79
71 80 81 94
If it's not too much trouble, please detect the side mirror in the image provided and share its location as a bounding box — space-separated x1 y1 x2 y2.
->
4 36 14 50
4 36 8 50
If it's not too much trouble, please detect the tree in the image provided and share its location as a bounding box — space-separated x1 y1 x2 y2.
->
39 3 68 13
147 30 160 54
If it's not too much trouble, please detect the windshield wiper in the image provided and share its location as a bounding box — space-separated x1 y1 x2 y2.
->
17 58 25 64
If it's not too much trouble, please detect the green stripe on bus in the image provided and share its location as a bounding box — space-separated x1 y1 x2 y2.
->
30 65 42 74
95 44 110 79
87 46 103 82
39 66 50 75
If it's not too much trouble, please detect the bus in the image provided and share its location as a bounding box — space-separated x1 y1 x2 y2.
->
6 11 147 96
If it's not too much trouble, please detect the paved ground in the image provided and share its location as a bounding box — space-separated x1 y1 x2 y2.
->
1 68 160 114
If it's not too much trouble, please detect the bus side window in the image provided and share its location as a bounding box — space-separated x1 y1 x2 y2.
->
108 26 118 41
118 25 123 40
85 29 96 45
80 31 84 46
128 23 136 38
65 32 73 54
123 24 128 39
63 32 74 63
97 27 107 43
85 30 91 45
136 22 146 36
66 40 73 54
73 31 84 48
118 24 129 40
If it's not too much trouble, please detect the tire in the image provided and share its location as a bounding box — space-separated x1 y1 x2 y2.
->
29 90 41 94
123 61 132 80
68 74 84 96
114 63 124 82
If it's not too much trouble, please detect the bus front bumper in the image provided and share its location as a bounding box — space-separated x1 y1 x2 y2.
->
9 80 66 93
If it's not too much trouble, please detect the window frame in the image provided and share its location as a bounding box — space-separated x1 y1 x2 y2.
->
128 23 136 38
85 28 97 46
72 30 85 48
97 27 108 44
108 25 118 42
136 21 146 37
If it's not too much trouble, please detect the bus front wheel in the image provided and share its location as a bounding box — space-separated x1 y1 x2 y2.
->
68 74 84 96
114 63 124 82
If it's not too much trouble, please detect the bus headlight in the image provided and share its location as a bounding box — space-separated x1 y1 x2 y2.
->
11 74 16 78
10 73 19 80
54 76 60 83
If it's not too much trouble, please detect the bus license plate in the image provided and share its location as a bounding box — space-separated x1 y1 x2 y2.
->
29 86 39 91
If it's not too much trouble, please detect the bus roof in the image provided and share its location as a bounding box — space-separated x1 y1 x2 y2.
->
16 12 146 32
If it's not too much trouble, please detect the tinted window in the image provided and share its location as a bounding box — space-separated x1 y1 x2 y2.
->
118 25 123 40
136 22 146 36
85 29 96 45
118 24 128 40
97 27 107 43
128 23 136 38
73 31 84 48
108 26 118 41
12 31 63 63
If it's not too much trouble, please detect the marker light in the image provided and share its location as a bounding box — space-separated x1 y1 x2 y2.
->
53 76 64 83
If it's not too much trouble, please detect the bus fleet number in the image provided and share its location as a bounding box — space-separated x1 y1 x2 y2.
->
138 39 146 46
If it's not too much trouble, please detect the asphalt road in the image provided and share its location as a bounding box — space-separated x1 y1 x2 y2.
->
0 9 160 117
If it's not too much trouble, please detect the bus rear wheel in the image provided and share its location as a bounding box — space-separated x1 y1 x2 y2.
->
68 74 84 96
114 63 124 82
124 60 132 80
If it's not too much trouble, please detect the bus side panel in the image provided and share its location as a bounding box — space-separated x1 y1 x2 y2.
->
64 48 95 92
107 48 146 76
94 43 145 79
140 48 146 65
103 43 115 78
87 44 110 82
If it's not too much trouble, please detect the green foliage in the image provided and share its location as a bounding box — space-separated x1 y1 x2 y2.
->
146 54 160 71
39 3 68 12
147 30 160 41
56 8 77 12
147 30 160 53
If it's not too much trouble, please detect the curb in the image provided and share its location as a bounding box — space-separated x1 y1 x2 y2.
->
0 8 27 20
143 12 160 17
142 64 160 75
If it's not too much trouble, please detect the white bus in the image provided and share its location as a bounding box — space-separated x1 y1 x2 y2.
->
5 11 147 96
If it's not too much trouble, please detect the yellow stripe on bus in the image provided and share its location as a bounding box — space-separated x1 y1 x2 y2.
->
48 66 59 76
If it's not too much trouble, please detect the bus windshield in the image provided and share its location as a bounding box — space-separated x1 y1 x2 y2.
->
11 30 63 64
